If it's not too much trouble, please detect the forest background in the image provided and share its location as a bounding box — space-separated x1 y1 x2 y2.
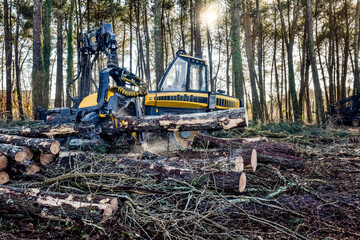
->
0 0 359 125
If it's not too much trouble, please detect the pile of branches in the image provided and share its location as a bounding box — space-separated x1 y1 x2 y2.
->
0 123 358 239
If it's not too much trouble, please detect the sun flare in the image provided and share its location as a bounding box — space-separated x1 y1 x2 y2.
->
204 7 218 25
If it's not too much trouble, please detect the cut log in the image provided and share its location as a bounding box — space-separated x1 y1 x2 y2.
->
26 164 41 175
0 124 77 138
0 134 60 154
193 132 267 148
0 143 32 163
232 149 257 172
116 157 247 192
40 153 56 166
0 185 118 222
0 155 8 171
111 107 248 132
0 172 9 184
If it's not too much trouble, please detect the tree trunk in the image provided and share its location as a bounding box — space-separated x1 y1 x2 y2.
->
55 3 64 108
340 0 350 99
4 0 12 121
194 0 202 58
154 0 164 86
243 0 263 121
273 5 283 121
256 0 266 120
231 0 244 100
0 134 60 154
112 107 248 133
143 2 151 87
0 185 118 222
66 0 75 107
355 0 360 95
306 0 325 125
277 0 301 121
32 0 44 119
328 0 335 104
42 0 52 109
15 2 24 119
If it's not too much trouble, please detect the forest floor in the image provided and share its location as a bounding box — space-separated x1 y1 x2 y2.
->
0 122 359 240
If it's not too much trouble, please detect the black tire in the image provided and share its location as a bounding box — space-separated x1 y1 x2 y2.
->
352 118 360 127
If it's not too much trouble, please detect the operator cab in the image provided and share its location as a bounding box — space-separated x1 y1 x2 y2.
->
144 50 242 116
159 50 208 93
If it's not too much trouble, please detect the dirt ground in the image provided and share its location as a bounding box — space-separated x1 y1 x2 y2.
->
0 122 359 239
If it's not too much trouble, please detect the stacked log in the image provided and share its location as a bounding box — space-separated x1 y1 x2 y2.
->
0 134 61 184
0 185 118 222
193 132 303 169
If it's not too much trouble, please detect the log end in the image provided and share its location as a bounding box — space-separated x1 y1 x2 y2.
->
0 155 8 171
102 197 119 221
238 172 246 193
14 152 27 163
26 164 41 175
0 171 9 184
24 147 34 160
50 141 61 155
250 149 258 172
234 155 244 172
40 153 56 166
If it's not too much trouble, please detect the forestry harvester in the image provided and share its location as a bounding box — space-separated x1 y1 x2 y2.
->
326 94 360 127
40 23 248 147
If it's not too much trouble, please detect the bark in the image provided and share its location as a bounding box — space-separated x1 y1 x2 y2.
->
0 144 33 163
306 0 325 125
194 0 202 58
231 0 244 100
15 2 24 119
0 185 118 222
55 2 64 108
112 107 248 133
4 0 12 120
154 0 164 86
0 134 60 154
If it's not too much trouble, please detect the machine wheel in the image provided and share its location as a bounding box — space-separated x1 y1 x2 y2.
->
352 118 360 127
173 131 197 149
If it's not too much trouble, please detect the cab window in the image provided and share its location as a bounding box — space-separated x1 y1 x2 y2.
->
161 58 187 91
189 64 206 91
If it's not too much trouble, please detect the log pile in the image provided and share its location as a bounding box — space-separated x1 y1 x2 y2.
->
0 134 60 184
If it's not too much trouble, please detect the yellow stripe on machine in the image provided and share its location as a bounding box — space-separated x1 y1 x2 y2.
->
145 92 208 109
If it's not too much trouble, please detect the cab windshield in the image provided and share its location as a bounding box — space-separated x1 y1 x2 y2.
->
161 58 187 91
189 64 206 91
